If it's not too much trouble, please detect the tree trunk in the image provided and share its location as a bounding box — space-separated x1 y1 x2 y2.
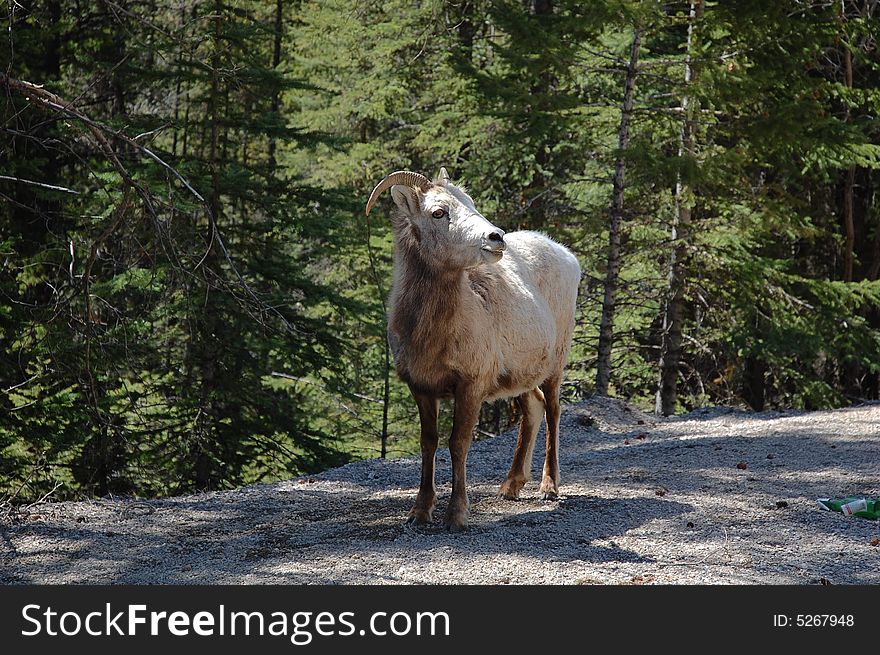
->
192 0 225 490
840 1 856 282
869 184 880 281
380 334 390 459
523 0 554 231
267 0 284 172
842 165 856 281
363 205 390 458
457 1 474 56
594 26 642 396
654 0 703 416
12 0 62 258
742 354 766 411
533 0 552 13
171 4 186 157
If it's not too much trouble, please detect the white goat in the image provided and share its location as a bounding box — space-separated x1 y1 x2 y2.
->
365 168 581 531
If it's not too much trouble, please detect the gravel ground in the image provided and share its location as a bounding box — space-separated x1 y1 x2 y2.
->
2 397 879 585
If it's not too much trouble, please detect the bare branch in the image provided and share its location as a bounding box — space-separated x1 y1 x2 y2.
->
0 174 79 194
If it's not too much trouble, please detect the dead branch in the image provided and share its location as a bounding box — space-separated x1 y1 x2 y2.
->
0 174 79 194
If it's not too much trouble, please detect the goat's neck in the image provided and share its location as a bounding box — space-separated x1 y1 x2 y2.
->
390 241 466 339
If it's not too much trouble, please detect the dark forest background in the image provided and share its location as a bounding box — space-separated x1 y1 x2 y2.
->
2 0 878 503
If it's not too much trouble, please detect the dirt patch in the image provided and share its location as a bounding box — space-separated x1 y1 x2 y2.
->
2 398 878 584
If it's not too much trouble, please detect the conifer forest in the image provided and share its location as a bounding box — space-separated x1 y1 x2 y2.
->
2 1 879 502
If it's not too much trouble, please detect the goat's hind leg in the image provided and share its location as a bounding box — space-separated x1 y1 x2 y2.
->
498 387 545 500
538 375 562 500
407 391 440 525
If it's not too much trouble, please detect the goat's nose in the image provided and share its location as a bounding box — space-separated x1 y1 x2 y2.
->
488 231 505 243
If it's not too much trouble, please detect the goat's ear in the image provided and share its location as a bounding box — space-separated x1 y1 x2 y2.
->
437 167 451 185
390 184 422 216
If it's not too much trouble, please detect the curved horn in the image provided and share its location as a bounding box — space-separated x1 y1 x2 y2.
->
365 171 432 216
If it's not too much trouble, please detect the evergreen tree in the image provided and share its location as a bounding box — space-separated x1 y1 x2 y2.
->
1 0 351 500
3 0 879 505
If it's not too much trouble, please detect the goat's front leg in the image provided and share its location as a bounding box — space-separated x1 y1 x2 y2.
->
408 390 440 525
446 385 481 532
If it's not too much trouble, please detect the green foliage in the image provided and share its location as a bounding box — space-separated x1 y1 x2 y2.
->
1 0 352 501
3 0 879 502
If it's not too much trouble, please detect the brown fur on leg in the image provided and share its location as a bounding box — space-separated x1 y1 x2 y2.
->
445 385 481 531
538 376 562 500
407 391 440 525
499 387 545 500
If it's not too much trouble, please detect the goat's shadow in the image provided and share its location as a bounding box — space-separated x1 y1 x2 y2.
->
347 491 693 566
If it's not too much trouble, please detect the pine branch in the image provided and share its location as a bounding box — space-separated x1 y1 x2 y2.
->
0 72 302 335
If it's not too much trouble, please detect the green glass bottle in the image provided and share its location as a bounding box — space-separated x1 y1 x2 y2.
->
817 497 880 520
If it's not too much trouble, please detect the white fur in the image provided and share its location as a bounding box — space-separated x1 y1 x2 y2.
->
387 180 580 403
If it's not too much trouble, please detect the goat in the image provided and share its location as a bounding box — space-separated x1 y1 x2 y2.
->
365 168 581 531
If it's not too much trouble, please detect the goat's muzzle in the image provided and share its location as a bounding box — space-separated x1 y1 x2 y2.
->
481 230 506 255
480 235 506 262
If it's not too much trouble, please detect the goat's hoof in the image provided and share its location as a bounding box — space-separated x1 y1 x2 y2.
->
444 517 468 533
539 477 559 500
406 507 434 526
443 509 469 532
498 478 524 500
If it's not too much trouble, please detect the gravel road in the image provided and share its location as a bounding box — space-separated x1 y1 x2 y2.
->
2 397 879 585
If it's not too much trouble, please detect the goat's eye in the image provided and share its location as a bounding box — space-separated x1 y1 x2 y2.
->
431 208 447 219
